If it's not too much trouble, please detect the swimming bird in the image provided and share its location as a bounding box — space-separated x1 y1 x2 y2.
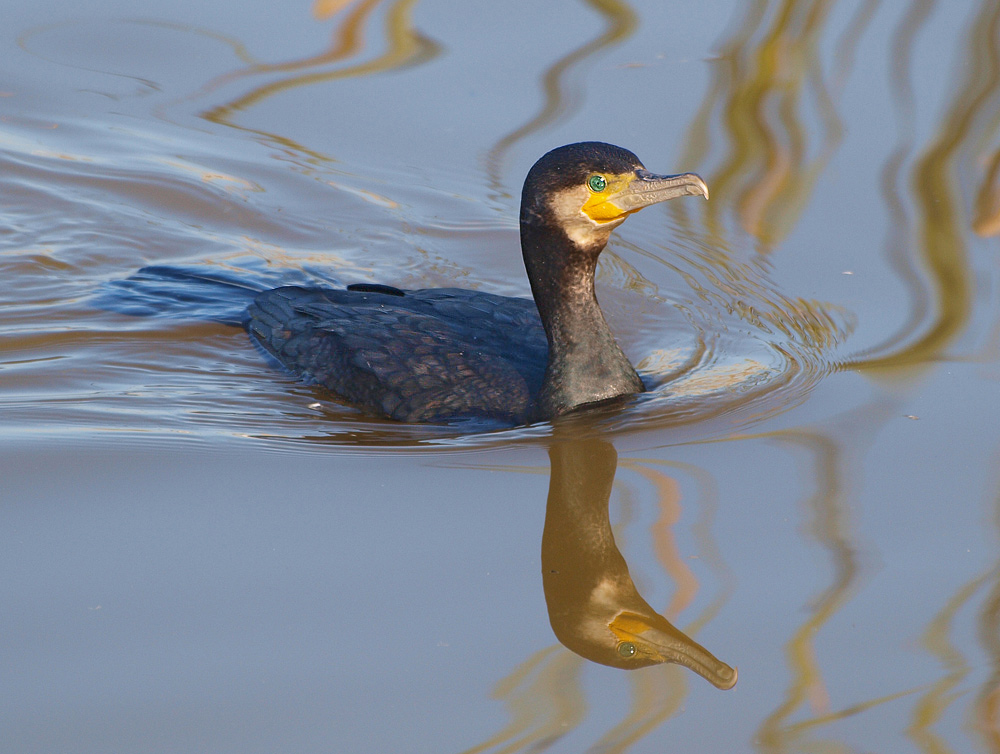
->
245 142 708 423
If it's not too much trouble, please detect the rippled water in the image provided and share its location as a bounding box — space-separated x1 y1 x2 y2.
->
4 1 1000 753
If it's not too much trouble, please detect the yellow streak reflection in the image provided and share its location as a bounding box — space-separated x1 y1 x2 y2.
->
973 149 1000 237
485 0 637 196
974 574 1000 749
972 457 1000 750
457 647 586 754
313 0 359 20
629 464 698 617
863 0 938 376
907 572 992 753
847 0 1000 370
757 429 863 753
199 0 439 125
590 666 689 753
678 0 875 250
733 402 976 750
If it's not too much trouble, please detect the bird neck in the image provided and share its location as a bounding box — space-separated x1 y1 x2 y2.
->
541 437 642 663
520 222 643 419
542 437 628 579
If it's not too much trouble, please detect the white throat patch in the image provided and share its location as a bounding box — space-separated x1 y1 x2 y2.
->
548 185 623 248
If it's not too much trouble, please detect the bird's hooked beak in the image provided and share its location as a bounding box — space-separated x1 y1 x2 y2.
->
583 170 709 224
610 610 738 689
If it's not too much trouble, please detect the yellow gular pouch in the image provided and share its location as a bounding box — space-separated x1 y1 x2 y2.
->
582 172 638 224
608 610 651 641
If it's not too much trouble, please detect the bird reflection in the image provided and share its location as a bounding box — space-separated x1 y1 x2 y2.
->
541 433 736 688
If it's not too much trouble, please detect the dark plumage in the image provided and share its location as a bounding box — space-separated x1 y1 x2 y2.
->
245 142 708 423
246 286 547 423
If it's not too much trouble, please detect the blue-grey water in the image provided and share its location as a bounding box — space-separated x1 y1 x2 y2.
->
3 1 1000 752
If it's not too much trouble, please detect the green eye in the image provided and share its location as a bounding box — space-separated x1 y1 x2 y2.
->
616 641 637 658
588 174 607 192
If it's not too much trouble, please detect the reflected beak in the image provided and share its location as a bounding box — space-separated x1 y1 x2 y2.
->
611 611 737 690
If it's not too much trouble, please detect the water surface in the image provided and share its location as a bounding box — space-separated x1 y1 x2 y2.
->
3 1 1000 752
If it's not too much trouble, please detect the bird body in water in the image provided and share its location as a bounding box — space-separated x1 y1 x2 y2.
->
246 142 708 424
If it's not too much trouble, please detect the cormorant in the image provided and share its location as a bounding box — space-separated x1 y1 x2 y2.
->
245 142 708 423
543 434 736 686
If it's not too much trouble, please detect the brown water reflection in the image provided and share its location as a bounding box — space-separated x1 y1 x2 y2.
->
674 0 999 375
909 571 992 752
677 0 873 251
974 148 1000 237
847 0 1000 370
542 434 735 684
463 427 735 754
200 0 439 126
485 0 637 196
955 456 1000 751
756 427 870 752
975 512 1000 750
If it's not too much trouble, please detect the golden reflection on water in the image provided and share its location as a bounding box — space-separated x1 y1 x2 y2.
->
908 572 993 752
975 565 1000 749
673 0 999 376
677 0 874 251
974 148 1000 236
847 0 1000 370
485 0 637 196
456 647 585 754
756 429 864 752
199 0 439 126
636 465 699 618
967 460 1000 750
724 409 937 752
733 388 1000 752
